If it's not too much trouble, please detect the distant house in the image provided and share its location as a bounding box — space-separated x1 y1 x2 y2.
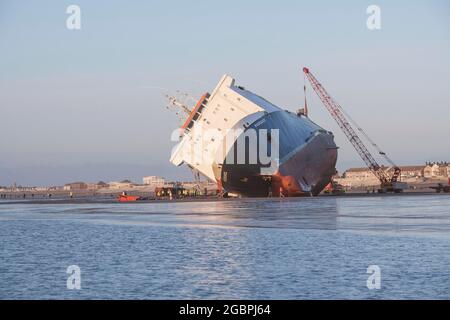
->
109 180 134 190
438 164 450 177
343 167 388 180
143 176 165 186
343 167 373 179
63 182 88 191
48 186 64 191
424 164 440 178
396 165 425 179
95 181 109 189
341 167 380 187
85 181 110 190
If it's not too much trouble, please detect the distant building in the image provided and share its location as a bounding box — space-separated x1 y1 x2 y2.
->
343 167 377 180
47 186 64 191
340 165 425 187
345 165 428 180
341 167 380 187
63 182 88 191
95 181 110 189
143 176 165 186
424 162 450 178
395 165 425 179
424 164 440 178
109 180 134 190
86 181 110 190
339 162 448 187
438 164 450 177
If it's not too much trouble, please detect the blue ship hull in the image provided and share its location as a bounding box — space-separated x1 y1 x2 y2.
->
220 110 338 197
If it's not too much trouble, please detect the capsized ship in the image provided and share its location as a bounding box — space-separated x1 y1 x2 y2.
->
170 75 338 197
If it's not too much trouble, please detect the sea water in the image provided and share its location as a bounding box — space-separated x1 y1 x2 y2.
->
1 195 449 299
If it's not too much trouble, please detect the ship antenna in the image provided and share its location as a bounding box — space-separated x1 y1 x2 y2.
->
303 72 308 117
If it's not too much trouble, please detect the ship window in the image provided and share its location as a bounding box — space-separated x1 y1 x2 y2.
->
230 107 234 111
224 118 228 122
237 97 241 101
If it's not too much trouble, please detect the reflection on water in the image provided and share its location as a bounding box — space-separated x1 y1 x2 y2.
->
0 195 450 299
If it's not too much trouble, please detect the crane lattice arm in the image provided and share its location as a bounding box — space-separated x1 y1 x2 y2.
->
303 67 397 185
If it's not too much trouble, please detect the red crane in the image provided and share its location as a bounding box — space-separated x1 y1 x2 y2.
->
303 67 404 192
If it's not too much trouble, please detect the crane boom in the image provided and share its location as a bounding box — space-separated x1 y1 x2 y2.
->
303 67 397 185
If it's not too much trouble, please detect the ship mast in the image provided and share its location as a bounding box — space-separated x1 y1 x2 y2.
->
164 91 194 123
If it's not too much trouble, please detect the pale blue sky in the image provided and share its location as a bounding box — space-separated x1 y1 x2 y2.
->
1 0 449 185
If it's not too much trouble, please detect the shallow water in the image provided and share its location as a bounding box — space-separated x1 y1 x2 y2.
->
1 195 450 299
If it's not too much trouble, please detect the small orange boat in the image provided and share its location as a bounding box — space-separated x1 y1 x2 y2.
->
117 194 141 202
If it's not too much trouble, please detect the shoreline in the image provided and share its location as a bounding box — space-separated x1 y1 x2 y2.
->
1 190 449 205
